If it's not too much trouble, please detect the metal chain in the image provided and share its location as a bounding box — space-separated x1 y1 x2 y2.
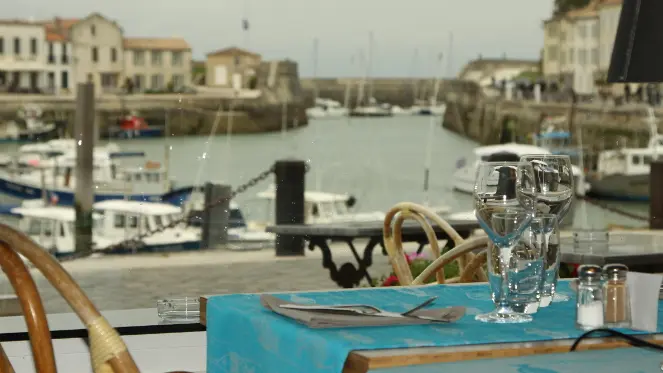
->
56 161 312 261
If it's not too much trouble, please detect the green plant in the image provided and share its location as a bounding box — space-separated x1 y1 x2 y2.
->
373 253 461 287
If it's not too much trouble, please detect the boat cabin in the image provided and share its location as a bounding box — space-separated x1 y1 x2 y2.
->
596 135 663 176
12 206 78 255
256 187 356 224
93 200 182 240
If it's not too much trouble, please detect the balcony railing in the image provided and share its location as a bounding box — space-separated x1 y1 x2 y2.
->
48 55 55 64
61 55 69 64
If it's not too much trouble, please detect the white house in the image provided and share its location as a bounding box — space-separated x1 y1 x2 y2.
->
123 37 192 92
0 20 47 91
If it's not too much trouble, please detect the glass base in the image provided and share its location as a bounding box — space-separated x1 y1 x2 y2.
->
511 302 540 315
475 306 533 324
552 293 570 302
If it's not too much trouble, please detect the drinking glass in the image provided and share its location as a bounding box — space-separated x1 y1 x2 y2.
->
507 216 547 314
537 214 562 307
474 161 536 323
520 154 574 303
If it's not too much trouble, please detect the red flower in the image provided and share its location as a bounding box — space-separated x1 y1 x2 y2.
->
382 275 399 286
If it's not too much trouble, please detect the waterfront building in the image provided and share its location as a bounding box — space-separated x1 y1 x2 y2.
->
123 37 192 92
205 47 261 90
0 20 48 92
42 18 76 95
542 0 622 95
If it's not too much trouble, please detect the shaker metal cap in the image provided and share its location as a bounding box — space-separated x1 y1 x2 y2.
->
602 264 629 279
578 264 602 280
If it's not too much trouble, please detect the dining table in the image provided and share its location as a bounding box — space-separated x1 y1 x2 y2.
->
200 280 663 373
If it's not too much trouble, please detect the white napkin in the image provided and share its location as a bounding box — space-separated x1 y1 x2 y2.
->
626 272 663 332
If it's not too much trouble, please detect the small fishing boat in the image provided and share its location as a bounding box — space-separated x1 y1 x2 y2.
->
306 98 349 119
103 112 164 139
11 200 200 257
0 145 193 206
349 99 393 117
0 104 61 143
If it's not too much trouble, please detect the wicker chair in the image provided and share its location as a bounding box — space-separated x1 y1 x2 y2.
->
0 224 193 373
383 202 489 285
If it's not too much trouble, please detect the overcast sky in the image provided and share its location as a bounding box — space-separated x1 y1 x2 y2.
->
11 0 553 78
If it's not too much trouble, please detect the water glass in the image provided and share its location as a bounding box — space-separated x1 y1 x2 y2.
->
507 217 547 314
157 297 200 322
537 214 564 307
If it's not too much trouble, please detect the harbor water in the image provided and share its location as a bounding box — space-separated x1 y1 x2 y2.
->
0 116 649 229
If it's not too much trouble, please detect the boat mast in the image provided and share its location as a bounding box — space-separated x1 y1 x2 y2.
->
356 51 366 108
312 38 319 103
423 52 445 206
366 32 375 105
410 48 419 105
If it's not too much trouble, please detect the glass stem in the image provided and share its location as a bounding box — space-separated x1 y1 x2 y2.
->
496 243 514 312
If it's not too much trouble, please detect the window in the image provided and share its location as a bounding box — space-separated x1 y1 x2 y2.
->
43 220 53 237
644 155 653 164
62 44 68 64
134 74 144 91
172 74 184 89
133 50 145 65
569 48 574 63
560 50 566 65
91 25 96 36
591 48 599 65
0 37 3 54
48 43 54 64
579 49 587 65
172 51 183 66
128 215 138 229
547 46 558 61
632 155 640 165
111 48 117 62
592 23 599 38
30 38 37 55
92 47 98 62
61 71 68 89
154 215 163 228
152 51 162 66
27 219 41 235
577 25 586 38
13 37 20 55
151 74 164 90
114 214 126 228
60 222 66 237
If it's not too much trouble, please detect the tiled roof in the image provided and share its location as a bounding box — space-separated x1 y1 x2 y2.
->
41 18 80 43
0 19 42 26
206 46 260 58
567 0 601 18
123 37 191 51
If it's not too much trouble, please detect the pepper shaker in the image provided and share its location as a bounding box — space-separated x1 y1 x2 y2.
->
576 264 604 330
602 264 631 328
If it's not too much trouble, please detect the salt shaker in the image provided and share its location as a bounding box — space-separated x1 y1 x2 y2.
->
602 264 631 328
576 264 604 330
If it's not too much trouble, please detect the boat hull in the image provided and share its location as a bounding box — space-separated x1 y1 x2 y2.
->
0 178 194 207
103 126 164 139
102 240 202 255
587 173 649 201
0 125 60 144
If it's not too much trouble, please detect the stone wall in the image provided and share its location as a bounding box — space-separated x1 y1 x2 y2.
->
300 78 481 107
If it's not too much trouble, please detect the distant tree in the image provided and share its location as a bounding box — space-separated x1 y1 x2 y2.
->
553 0 591 15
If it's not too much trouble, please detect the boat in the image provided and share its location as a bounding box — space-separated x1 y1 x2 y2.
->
412 99 447 116
452 143 591 197
103 112 164 139
586 109 661 201
11 200 200 257
306 98 349 119
350 99 393 117
248 185 386 229
184 193 275 250
390 105 415 116
0 104 61 144
0 145 193 207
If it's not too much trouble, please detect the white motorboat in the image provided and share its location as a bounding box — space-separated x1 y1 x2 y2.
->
452 143 590 196
0 104 60 143
11 200 200 257
306 98 349 119
248 185 385 229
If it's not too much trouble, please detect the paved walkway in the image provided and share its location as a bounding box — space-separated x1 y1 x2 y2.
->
0 240 407 314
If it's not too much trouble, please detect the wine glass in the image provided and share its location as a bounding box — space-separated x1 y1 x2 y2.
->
520 154 574 303
473 161 536 323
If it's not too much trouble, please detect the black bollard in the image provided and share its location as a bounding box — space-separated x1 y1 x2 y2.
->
650 161 663 229
274 159 306 256
201 183 231 249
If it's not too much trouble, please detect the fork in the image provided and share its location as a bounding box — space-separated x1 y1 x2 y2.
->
279 296 438 317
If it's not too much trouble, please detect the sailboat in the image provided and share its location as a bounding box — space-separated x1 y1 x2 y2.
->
350 32 392 118
306 39 349 120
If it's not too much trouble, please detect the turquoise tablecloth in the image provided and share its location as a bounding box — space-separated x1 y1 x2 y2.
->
206 281 662 373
